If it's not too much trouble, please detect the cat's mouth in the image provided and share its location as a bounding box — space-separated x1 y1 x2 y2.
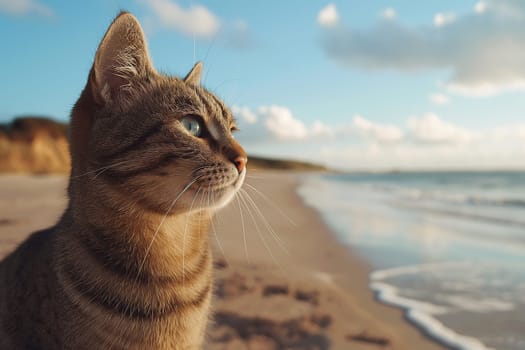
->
192 168 246 209
200 169 245 192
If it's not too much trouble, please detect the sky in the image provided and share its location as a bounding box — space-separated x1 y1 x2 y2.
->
1 0 525 170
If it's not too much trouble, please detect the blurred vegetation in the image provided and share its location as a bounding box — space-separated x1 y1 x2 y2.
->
249 156 327 172
0 117 70 173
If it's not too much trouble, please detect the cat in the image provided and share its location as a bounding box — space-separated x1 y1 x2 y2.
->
0 11 247 349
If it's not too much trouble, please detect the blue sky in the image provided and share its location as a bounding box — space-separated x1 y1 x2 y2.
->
1 0 525 170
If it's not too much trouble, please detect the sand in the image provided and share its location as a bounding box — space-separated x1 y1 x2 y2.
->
0 171 446 350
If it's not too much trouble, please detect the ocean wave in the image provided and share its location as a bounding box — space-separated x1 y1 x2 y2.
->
370 262 521 349
397 201 525 229
300 175 525 350
412 191 525 209
370 279 495 350
331 173 525 210
370 261 472 280
437 295 514 313
368 183 525 210
405 308 496 350
359 182 525 228
370 282 449 315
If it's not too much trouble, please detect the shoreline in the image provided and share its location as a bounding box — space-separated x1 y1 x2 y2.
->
296 171 525 350
208 170 447 349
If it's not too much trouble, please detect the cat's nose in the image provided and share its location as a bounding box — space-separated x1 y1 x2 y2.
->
233 156 247 173
225 139 247 173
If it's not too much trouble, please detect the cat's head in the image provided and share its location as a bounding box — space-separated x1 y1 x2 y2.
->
70 12 247 214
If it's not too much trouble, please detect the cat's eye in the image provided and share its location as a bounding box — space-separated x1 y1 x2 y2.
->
181 116 202 137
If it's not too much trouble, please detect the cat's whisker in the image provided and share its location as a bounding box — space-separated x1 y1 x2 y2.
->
240 188 283 245
240 188 291 256
212 78 243 95
191 0 196 62
135 175 204 282
182 186 202 286
70 159 136 179
201 29 219 86
244 182 297 226
237 191 282 269
92 165 115 179
191 165 211 176
206 185 228 265
234 193 249 262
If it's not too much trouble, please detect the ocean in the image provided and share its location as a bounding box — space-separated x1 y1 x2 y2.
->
298 171 525 350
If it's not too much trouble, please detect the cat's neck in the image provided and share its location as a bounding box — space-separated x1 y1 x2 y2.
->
52 184 214 346
62 183 212 279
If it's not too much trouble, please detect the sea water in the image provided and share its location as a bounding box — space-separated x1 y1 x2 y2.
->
298 172 525 350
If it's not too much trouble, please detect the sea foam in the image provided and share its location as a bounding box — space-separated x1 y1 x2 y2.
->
371 264 495 350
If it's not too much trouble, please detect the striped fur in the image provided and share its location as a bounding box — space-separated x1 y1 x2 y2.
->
0 12 246 349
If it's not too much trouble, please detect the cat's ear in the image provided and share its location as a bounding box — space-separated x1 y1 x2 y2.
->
183 62 203 86
92 12 155 105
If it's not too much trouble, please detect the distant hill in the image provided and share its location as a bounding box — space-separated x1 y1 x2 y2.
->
248 156 327 172
0 117 326 174
0 117 70 173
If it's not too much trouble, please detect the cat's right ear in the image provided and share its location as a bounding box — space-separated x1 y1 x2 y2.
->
91 12 155 105
184 62 203 86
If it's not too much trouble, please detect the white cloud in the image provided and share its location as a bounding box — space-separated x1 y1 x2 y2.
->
260 106 308 140
446 80 525 97
232 105 257 124
231 105 335 141
433 12 456 27
381 7 397 20
488 124 525 142
353 115 404 143
310 116 525 170
474 1 487 14
429 93 450 105
141 0 220 38
407 113 472 144
319 0 525 97
235 106 525 170
317 4 339 27
0 0 53 16
319 138 525 171
311 120 335 138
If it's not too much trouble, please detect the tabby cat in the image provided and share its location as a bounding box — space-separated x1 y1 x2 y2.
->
0 12 247 349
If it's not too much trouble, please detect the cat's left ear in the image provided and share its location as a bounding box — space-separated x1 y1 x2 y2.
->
92 12 155 105
184 62 203 86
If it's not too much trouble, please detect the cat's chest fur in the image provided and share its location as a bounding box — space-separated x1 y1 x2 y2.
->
0 11 247 350
0 210 213 349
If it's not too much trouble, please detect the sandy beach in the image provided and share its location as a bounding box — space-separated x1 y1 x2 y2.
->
0 171 445 350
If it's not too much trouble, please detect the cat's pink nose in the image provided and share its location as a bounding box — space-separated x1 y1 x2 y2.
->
233 156 247 173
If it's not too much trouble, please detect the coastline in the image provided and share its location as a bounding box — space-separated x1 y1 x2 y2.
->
0 172 446 349
208 170 447 349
